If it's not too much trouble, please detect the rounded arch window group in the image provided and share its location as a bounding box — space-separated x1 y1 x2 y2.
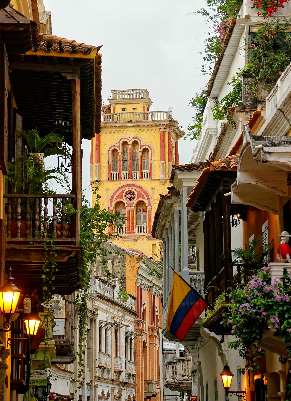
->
108 138 152 181
109 185 151 236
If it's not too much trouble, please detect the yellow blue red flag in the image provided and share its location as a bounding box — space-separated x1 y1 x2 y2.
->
166 271 208 340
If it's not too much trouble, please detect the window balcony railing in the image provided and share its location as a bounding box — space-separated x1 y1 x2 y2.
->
142 170 150 179
144 380 158 398
110 89 150 100
136 225 147 234
122 171 129 180
132 171 139 180
102 111 171 123
116 225 126 235
165 357 192 392
189 271 205 297
111 171 119 181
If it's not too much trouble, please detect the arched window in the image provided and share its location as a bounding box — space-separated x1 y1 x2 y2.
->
111 149 119 180
115 201 126 234
122 143 129 179
132 141 139 179
136 201 147 234
142 149 150 179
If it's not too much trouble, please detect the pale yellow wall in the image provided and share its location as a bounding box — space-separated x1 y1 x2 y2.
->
10 0 33 19
92 125 171 257
125 254 140 297
91 91 182 257
113 103 145 113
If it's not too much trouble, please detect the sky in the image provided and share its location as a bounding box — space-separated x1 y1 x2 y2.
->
44 0 209 196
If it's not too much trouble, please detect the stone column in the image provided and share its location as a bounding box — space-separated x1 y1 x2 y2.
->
165 233 169 299
160 130 166 183
181 187 189 282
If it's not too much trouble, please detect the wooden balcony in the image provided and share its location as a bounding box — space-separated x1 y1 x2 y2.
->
4 194 81 296
164 357 192 392
144 380 158 398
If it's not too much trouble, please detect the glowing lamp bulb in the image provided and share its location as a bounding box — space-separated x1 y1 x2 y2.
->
0 270 21 315
24 312 41 336
220 365 234 390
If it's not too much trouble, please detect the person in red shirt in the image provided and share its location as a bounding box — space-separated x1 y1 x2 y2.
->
277 231 291 262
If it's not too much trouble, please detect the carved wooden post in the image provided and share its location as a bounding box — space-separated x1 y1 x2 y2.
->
52 198 57 238
26 198 30 238
43 197 48 239
71 78 81 246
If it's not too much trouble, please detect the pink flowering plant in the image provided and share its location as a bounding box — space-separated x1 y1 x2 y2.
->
251 0 291 16
226 267 291 371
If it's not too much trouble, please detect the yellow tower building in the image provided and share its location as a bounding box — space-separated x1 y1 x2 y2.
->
90 89 184 257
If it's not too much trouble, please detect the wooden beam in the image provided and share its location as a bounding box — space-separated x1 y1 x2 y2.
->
0 42 8 174
71 78 81 246
223 189 232 299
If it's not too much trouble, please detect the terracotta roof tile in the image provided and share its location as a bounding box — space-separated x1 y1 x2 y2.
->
209 155 238 171
187 155 238 208
32 33 101 55
170 161 208 181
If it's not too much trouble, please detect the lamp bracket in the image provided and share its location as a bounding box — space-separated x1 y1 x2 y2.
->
7 337 29 347
0 320 12 332
227 391 247 400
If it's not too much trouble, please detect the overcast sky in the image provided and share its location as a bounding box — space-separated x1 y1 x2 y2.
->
44 0 209 196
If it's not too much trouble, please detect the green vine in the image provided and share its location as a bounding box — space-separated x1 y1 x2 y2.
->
211 73 242 127
68 183 124 386
187 88 208 140
42 239 58 303
118 288 130 303
203 293 226 321
245 21 291 90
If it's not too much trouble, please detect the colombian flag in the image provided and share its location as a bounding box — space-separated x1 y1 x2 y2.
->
166 271 208 340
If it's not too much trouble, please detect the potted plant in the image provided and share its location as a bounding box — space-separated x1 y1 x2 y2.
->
232 237 272 284
6 129 67 237
7 129 66 195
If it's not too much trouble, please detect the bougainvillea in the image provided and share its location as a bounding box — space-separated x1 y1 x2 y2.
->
251 0 291 16
226 267 291 371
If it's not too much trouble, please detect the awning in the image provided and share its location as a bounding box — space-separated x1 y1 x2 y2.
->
231 126 291 214
187 156 238 212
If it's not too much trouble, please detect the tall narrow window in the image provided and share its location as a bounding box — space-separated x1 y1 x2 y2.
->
104 327 109 354
122 143 129 179
136 201 147 234
111 149 119 181
125 336 128 360
115 201 126 234
142 148 150 179
99 324 103 352
114 327 119 357
129 337 132 361
132 141 139 179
